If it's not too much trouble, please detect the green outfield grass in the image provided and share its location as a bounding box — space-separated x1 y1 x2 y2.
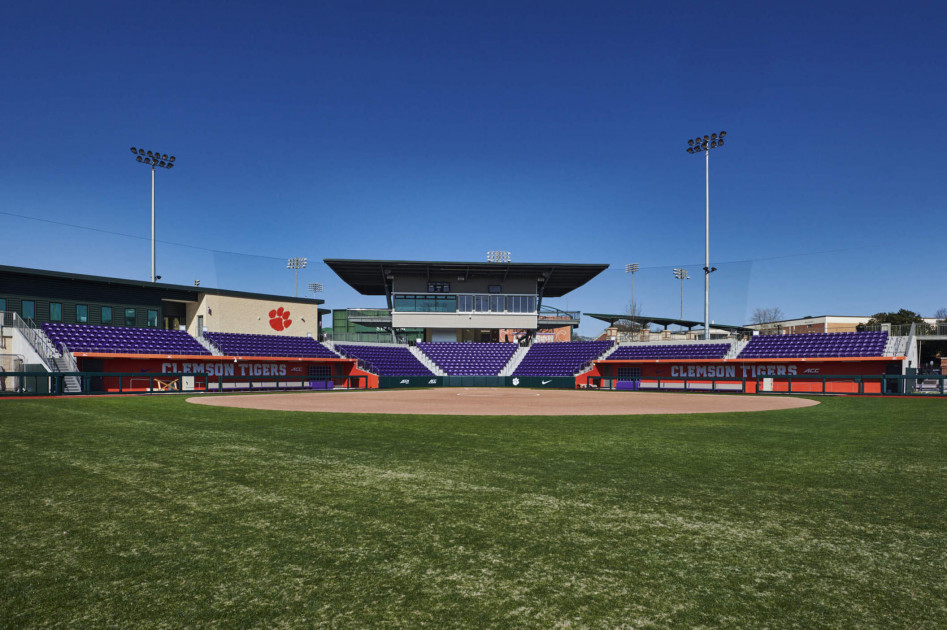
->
1 395 945 628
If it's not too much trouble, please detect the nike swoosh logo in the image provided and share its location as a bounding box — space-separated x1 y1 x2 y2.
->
542 380 551 385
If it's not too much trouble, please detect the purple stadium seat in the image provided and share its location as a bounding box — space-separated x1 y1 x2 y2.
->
416 342 517 376
204 332 338 358
737 331 888 359
42 322 210 355
513 341 614 377
608 343 730 361
335 344 433 376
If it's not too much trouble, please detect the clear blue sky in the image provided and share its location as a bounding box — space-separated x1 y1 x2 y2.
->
2 1 945 335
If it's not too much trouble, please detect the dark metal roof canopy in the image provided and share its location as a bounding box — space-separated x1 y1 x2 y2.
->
586 313 751 332
0 264 325 306
324 259 609 298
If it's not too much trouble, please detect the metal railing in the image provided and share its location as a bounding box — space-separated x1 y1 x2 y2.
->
329 332 414 344
0 371 369 396
584 373 947 396
8 312 60 367
60 343 78 372
912 322 947 337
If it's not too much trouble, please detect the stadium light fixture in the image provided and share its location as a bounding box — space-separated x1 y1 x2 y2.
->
685 130 726 338
487 250 511 263
287 257 308 297
625 263 639 313
130 146 176 282
307 282 324 297
673 268 690 322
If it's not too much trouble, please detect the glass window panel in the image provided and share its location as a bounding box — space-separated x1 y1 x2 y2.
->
125 308 136 326
394 296 415 312
491 295 503 312
50 303 62 322
474 296 488 312
101 306 112 325
147 310 159 328
0 298 6 313
76 304 88 323
22 300 34 320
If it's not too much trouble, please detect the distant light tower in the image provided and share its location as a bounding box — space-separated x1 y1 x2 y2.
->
686 131 725 339
307 282 324 298
287 257 308 297
673 268 690 321
130 147 176 282
486 250 511 263
625 263 639 309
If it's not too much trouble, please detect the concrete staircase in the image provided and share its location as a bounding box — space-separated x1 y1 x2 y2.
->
195 334 223 356
409 346 444 376
499 347 528 376
52 356 81 393
885 335 909 357
725 339 747 359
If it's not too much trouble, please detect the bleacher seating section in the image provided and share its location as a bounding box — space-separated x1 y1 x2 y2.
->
609 343 730 361
513 340 614 376
205 332 338 358
417 342 517 376
335 344 433 376
738 332 888 358
42 323 210 355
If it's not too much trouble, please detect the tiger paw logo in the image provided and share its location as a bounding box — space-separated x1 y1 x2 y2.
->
268 307 292 331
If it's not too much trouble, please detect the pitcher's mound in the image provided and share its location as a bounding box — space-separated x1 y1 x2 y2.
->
188 388 818 416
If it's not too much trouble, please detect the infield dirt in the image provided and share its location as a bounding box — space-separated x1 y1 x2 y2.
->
187 388 819 416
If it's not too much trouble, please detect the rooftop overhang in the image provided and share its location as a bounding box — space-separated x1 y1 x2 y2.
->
0 264 324 306
324 259 608 298
586 313 752 332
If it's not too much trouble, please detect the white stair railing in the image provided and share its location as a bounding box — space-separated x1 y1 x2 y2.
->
60 343 78 372
500 347 528 376
195 335 223 355
11 313 60 372
409 346 444 376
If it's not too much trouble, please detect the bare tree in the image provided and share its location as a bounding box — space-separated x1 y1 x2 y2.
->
614 301 645 340
935 307 947 321
751 307 784 325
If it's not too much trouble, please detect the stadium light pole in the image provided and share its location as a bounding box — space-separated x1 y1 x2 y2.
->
686 132 725 339
130 147 176 282
307 282 323 298
673 268 690 322
287 257 308 297
625 263 639 309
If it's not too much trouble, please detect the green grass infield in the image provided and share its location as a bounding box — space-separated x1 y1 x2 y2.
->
1 395 945 628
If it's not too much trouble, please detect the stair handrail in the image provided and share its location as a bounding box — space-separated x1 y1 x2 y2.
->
60 343 79 372
12 313 60 363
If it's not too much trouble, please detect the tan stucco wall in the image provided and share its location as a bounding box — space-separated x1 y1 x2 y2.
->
186 294 321 338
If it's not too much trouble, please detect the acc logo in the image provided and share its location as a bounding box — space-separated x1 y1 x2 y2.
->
269 307 292 331
803 368 821 374
512 378 520 386
428 379 437 385
399 379 410 384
